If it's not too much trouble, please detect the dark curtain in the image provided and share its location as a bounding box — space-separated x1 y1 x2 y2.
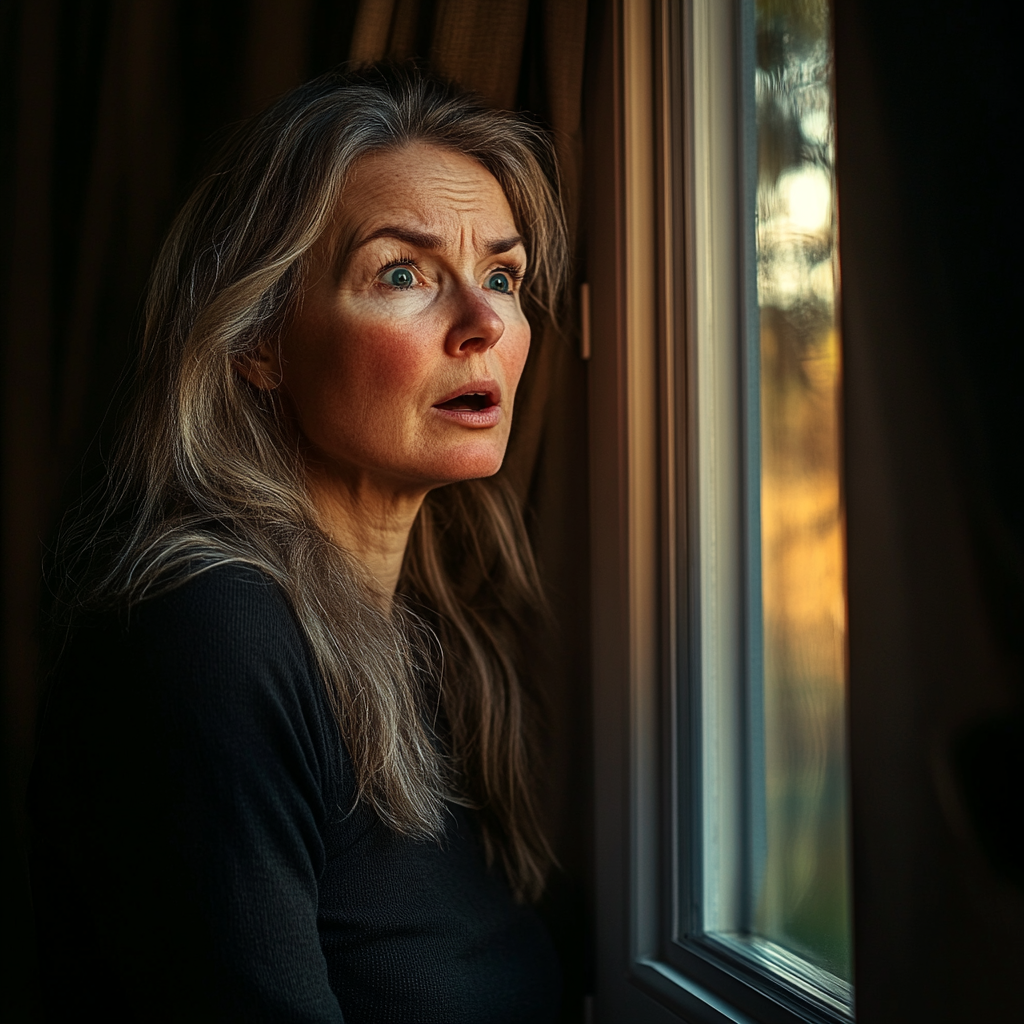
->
0 2 593 1018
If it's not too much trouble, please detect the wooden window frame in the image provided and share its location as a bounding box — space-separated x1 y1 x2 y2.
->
587 3 850 1021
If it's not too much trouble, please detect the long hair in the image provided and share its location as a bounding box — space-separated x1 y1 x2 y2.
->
55 63 570 901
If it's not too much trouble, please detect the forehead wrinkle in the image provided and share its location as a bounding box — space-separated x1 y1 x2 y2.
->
450 224 526 261
419 183 499 210
353 226 446 252
356 166 512 225
328 148 523 276
349 213 524 260
355 168 504 215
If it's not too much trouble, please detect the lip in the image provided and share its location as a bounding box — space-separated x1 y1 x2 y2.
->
432 379 501 408
430 378 503 428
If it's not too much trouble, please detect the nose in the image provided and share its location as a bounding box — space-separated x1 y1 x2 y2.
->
443 283 505 356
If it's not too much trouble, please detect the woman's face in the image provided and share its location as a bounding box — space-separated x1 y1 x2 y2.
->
271 142 531 500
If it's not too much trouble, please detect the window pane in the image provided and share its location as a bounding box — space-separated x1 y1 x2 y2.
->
751 0 851 982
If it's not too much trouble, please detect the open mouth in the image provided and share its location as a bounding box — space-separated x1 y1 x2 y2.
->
434 391 495 413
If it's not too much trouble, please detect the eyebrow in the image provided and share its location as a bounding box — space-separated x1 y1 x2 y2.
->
353 226 525 257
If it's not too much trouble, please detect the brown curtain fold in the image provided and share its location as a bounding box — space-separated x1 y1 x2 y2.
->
351 0 426 64
243 0 316 114
2 3 592 1016
429 1 531 110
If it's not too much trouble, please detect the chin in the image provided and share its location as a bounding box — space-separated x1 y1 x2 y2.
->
423 446 507 486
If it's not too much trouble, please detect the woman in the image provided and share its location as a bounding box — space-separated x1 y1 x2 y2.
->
29 63 569 1023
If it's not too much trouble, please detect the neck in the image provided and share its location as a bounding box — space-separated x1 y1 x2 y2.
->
305 464 427 603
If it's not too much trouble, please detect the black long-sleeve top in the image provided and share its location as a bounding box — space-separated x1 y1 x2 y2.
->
28 564 561 1022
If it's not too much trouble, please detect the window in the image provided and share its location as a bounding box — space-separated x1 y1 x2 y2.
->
587 1 850 1020
687 0 851 1006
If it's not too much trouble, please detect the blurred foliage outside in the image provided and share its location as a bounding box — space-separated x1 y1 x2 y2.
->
752 0 852 982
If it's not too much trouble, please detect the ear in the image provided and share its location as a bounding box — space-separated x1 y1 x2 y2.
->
232 339 283 390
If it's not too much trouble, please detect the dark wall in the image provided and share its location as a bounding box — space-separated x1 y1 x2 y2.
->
837 1 1023 1019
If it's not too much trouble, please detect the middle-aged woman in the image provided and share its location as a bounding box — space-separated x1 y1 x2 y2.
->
29 63 570 1023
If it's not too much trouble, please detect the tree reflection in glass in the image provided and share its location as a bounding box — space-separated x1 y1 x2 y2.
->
752 0 851 982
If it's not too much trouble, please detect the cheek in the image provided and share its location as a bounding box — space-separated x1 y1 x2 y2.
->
340 328 426 398
295 310 434 416
500 320 532 403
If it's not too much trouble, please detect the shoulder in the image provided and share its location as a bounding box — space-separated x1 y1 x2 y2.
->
127 560 303 659
37 561 344 818
55 561 331 753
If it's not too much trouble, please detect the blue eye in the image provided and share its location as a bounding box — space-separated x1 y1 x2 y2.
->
485 272 512 294
383 266 415 289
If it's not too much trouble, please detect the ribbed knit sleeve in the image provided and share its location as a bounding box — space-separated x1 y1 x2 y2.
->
30 564 347 1023
32 563 562 1024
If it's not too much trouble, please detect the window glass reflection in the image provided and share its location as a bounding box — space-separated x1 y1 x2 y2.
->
753 0 851 982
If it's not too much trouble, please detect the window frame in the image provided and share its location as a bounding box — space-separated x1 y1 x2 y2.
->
587 2 852 1022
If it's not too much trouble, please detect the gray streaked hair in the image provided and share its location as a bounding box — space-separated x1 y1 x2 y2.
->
56 63 569 901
